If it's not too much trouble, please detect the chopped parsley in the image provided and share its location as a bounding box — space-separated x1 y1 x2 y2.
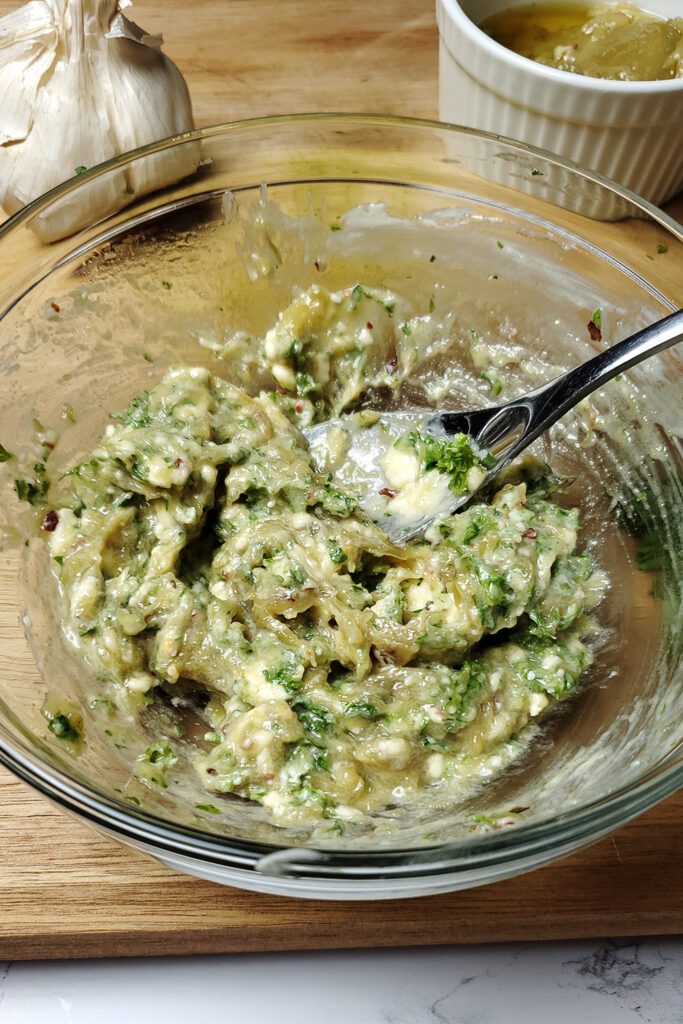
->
143 741 177 770
348 284 369 309
292 700 335 739
111 390 152 429
0 442 13 462
47 712 80 741
343 701 380 719
327 539 348 565
295 371 316 397
462 520 482 545
264 662 303 694
399 431 494 495
15 477 48 506
481 368 504 397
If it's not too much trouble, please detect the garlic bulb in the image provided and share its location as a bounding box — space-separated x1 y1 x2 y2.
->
0 0 199 241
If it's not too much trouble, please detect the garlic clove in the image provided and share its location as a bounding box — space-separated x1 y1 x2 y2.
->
0 54 130 240
102 34 198 197
0 0 199 242
0 1 58 145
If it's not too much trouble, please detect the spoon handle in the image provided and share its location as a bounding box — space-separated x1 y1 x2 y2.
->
438 308 683 463
520 307 683 447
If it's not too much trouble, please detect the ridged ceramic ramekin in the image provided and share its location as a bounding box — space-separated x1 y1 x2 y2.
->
437 0 683 218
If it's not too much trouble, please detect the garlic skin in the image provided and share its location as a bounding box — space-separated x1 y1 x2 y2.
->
0 0 199 242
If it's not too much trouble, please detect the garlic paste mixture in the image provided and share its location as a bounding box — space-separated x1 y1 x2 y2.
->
48 284 606 828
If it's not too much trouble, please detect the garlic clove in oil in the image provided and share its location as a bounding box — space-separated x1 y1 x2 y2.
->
0 0 199 242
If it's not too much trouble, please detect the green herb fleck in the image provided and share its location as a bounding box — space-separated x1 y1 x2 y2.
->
75 165 87 175
531 168 544 176
327 539 348 565
0 442 13 462
161 280 172 290
399 431 494 496
143 741 177 770
48 712 80 741
657 244 668 255
481 368 503 397
295 371 316 397
348 284 375 311
292 700 334 738
496 240 504 250
592 308 602 328
264 662 303 694
429 254 437 262
196 802 221 814
15 477 48 506
344 701 380 719
462 520 481 544
111 390 152 429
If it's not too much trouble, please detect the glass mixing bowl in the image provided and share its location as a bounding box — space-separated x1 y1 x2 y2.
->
0 115 681 899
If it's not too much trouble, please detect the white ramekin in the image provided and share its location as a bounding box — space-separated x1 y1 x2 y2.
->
437 0 683 217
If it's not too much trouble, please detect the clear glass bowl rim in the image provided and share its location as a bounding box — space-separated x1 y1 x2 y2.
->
0 112 681 880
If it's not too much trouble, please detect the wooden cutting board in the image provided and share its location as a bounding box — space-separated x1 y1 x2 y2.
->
0 0 681 961
2 771 682 960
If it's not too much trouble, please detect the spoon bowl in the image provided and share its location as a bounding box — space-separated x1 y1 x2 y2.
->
306 308 683 544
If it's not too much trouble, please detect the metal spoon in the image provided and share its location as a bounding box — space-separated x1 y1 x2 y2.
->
304 308 683 544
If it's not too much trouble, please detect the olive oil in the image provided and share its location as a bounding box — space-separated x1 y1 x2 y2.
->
481 2 683 81
483 2 595 53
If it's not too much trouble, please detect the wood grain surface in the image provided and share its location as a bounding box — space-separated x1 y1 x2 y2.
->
2 770 683 961
0 0 681 961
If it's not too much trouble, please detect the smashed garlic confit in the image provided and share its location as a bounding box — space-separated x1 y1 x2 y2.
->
0 0 198 241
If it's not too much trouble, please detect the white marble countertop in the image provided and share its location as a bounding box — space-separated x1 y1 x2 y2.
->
2 937 681 1023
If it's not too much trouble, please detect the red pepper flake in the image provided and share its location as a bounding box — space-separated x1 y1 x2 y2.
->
379 487 398 498
44 441 55 451
587 319 602 343
50 301 60 313
295 402 304 414
314 260 321 272
41 509 59 532
509 806 530 814
523 527 537 539
206 767 217 776
366 322 374 330
173 457 184 468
